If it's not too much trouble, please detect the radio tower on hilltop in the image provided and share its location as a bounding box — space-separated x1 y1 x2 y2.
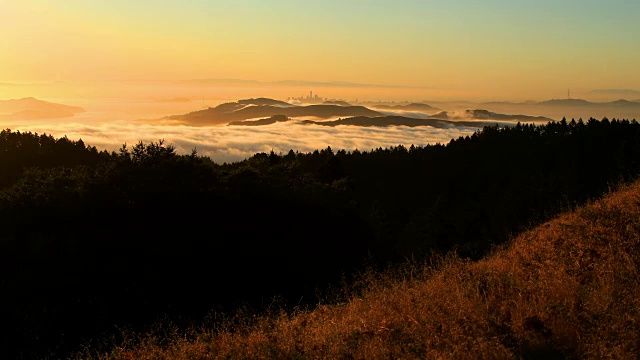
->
568 88 571 100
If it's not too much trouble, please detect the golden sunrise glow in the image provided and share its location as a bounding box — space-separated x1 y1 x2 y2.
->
2 0 640 163
2 1 640 101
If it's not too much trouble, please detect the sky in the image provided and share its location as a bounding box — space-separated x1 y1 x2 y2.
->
1 0 639 100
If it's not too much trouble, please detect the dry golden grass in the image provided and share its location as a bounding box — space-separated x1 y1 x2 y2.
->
89 182 640 359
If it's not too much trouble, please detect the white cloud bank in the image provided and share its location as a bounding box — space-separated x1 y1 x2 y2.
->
0 119 479 163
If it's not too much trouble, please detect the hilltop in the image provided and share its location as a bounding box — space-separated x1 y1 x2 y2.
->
166 97 637 127
237 98 293 107
300 116 504 128
229 111 553 128
101 181 640 359
168 98 383 125
323 100 352 106
372 102 439 111
482 98 640 108
432 109 553 123
0 97 85 120
228 114 290 126
537 99 593 107
478 98 640 123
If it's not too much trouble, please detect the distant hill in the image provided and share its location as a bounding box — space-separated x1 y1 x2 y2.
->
372 103 438 111
432 109 553 122
0 97 85 120
608 99 640 107
591 88 640 95
168 99 383 125
537 99 593 106
222 109 553 129
478 99 640 123
237 98 293 107
228 115 290 126
323 100 352 106
534 98 640 108
301 115 511 129
485 98 640 107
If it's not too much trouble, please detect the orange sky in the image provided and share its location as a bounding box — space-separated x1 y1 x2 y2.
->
2 1 640 101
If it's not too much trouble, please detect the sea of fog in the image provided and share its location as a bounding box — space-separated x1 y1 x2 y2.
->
0 98 481 163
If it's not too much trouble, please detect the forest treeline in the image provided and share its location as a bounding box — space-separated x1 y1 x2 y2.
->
2 117 640 358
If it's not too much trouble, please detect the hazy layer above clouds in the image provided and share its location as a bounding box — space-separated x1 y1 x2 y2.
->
1 79 638 164
0 89 480 163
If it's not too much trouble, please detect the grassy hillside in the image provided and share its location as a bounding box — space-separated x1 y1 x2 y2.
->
96 181 640 359
4 119 640 358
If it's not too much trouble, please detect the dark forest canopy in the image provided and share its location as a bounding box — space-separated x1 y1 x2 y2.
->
2 117 640 359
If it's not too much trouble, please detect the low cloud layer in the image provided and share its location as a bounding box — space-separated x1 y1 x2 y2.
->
0 119 478 163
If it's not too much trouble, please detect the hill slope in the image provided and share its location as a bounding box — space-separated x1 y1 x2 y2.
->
372 102 439 111
168 99 383 125
0 97 85 120
300 116 507 128
432 109 554 122
106 182 640 359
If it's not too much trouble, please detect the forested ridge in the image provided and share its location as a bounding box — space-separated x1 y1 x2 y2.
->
2 117 640 358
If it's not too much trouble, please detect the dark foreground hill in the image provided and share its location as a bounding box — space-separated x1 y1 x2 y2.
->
2 118 640 359
94 180 640 359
